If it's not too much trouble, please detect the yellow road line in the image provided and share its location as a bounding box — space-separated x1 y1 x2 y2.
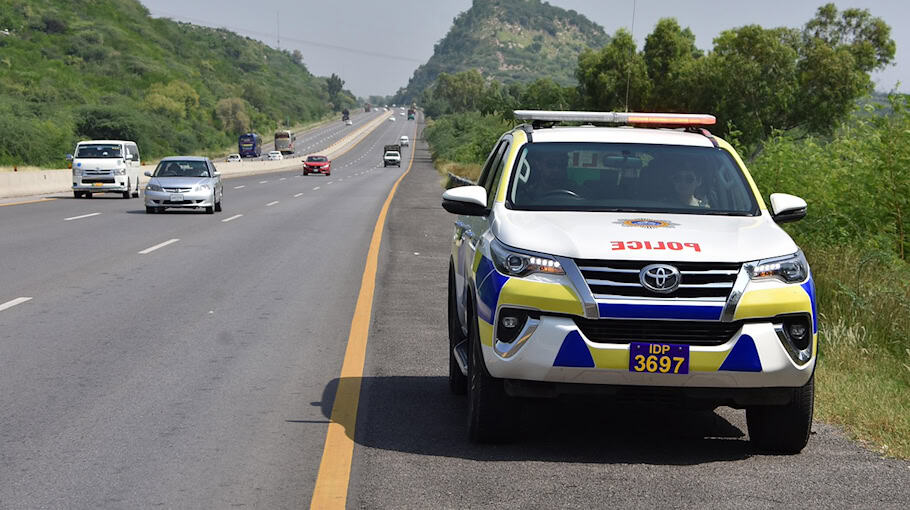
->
310 120 419 509
0 198 57 207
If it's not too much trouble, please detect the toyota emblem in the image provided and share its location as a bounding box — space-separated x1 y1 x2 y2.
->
640 264 681 294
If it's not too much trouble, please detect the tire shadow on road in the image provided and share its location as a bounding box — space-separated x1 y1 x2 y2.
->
311 376 754 465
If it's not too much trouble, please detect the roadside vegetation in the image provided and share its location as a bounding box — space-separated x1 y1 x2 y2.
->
0 0 358 168
421 4 909 457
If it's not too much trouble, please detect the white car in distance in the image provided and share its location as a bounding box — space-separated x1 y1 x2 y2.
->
267 151 283 161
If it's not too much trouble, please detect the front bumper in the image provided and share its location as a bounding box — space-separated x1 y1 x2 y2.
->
144 189 213 208
475 262 817 392
73 177 129 192
305 166 329 174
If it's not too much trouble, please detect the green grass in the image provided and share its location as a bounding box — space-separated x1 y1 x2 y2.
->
0 0 358 168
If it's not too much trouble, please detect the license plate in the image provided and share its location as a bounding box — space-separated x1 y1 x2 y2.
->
93 182 103 186
169 194 184 202
629 342 689 374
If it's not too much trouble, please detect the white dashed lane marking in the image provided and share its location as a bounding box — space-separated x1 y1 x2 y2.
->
222 214 243 223
139 238 180 255
234 185 246 189
294 193 304 198
64 212 101 221
313 187 320 191
0 297 32 312
266 201 279 207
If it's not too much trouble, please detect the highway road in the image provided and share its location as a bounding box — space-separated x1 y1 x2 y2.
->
1 115 908 509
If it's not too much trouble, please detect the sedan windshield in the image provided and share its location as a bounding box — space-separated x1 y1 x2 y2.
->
154 161 210 177
507 142 759 215
307 156 327 162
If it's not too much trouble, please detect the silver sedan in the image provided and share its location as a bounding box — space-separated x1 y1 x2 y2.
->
144 156 223 214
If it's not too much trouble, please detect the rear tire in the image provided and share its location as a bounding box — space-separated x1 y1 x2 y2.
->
467 299 519 443
85 192 92 199
746 375 814 454
448 263 468 395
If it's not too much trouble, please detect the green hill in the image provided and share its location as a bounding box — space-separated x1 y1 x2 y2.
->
397 0 610 102
0 0 350 167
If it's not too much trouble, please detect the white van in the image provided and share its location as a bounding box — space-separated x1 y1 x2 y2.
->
71 140 141 198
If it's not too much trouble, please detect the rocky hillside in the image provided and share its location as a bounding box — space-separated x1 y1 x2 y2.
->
397 0 610 101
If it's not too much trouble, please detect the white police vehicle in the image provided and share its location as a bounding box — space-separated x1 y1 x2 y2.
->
442 111 816 453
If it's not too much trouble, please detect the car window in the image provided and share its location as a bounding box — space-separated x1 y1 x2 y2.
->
475 139 508 187
75 144 122 158
506 142 759 215
484 141 510 208
154 161 211 178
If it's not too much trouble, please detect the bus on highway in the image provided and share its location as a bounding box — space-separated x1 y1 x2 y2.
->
238 133 262 158
274 130 295 154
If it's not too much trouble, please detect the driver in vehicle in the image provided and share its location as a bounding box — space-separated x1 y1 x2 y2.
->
670 166 710 208
520 151 577 202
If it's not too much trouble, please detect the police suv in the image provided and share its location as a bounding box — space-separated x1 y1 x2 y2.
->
442 111 816 453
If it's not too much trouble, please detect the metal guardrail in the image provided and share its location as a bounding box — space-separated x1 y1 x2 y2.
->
446 172 476 188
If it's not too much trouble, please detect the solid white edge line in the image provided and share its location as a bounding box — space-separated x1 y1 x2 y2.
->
222 214 243 223
0 297 32 312
266 201 279 206
64 212 101 221
138 238 180 255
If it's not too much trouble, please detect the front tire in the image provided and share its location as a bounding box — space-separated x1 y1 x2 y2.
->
145 206 155 214
74 191 82 199
467 300 519 443
214 193 222 212
122 179 131 199
746 375 814 454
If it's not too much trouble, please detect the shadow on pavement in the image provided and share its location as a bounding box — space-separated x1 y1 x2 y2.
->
311 376 754 465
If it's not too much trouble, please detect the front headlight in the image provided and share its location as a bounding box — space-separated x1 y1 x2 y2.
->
490 239 564 277
72 167 82 176
195 183 211 191
115 167 127 175
748 250 808 283
146 183 162 192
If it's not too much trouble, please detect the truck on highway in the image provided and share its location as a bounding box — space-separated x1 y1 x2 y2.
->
407 107 416 120
238 133 262 158
274 130 295 154
382 144 401 167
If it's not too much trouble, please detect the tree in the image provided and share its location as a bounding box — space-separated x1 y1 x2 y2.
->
803 3 895 73
327 73 344 100
643 18 701 111
214 98 250 135
576 29 651 111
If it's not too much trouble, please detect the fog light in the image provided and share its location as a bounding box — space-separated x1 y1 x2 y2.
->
496 309 529 344
783 316 812 350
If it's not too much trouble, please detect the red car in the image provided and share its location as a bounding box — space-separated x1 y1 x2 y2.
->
303 155 331 176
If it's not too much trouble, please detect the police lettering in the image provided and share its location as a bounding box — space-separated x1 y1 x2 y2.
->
611 241 701 252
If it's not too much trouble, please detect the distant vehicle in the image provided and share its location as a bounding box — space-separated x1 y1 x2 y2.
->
303 155 331 176
267 151 283 161
383 144 401 167
364 103 372 112
342 109 350 122
238 133 262 158
274 130 295 154
388 116 396 122
226 154 241 163
71 140 141 199
399 135 409 147
345 119 353 126
408 107 416 120
143 156 223 214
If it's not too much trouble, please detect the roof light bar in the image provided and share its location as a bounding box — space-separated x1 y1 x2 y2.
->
513 110 716 126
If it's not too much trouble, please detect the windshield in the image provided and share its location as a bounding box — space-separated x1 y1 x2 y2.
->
154 161 211 178
75 144 122 159
506 142 759 215
307 156 327 162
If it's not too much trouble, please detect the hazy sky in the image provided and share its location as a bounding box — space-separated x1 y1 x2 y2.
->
140 0 907 97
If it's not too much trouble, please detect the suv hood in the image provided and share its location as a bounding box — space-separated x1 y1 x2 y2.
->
73 158 125 171
492 208 797 263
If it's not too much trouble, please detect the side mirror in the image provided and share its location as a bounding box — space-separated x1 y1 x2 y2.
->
143 171 152 177
65 154 74 162
442 185 489 216
770 193 807 223
212 171 221 177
